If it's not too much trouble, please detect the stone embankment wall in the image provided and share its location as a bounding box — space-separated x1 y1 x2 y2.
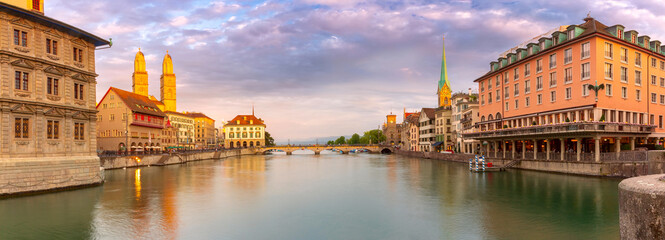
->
395 150 665 178
0 156 102 196
100 149 256 169
619 174 665 239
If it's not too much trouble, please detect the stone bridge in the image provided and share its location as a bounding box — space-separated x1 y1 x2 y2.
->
258 145 393 155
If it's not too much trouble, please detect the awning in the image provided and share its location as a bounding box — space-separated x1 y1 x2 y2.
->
431 141 444 147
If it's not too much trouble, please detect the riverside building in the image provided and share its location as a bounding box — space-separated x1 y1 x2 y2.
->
223 112 266 148
382 113 400 145
0 0 111 195
465 16 664 162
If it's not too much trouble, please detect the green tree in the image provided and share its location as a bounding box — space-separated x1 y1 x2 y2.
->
363 129 386 144
334 136 346 145
326 140 334 145
349 133 361 144
264 131 275 146
359 136 369 144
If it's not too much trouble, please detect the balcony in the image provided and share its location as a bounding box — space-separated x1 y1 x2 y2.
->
462 121 655 139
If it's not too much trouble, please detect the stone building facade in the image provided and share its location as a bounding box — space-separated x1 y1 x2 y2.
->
0 1 110 195
165 111 195 149
381 113 400 145
186 112 216 149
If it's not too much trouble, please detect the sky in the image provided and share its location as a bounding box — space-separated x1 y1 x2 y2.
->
46 0 665 143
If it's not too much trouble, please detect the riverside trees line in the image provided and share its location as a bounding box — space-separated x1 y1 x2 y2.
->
327 130 386 145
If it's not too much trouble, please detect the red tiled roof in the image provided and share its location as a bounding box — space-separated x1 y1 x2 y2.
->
225 115 265 126
100 87 166 117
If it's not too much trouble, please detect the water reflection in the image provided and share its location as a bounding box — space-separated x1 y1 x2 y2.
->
0 154 620 239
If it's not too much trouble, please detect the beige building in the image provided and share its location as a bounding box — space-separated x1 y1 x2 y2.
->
96 87 167 153
434 107 453 152
408 112 420 151
418 108 436 152
164 111 195 150
224 114 266 148
186 112 216 149
452 91 480 154
0 0 110 194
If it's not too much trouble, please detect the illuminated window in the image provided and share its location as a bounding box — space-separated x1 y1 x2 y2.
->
32 0 40 11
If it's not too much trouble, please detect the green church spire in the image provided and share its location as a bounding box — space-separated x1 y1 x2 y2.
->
438 35 450 92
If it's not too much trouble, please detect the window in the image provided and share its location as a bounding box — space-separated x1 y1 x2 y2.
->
549 53 557 69
536 76 543 90
605 63 613 79
46 38 58 55
110 114 115 121
514 83 519 96
620 48 628 62
505 102 509 111
564 48 572 64
620 67 628 83
635 70 642 85
46 77 58 95
14 71 29 91
495 90 500 102
13 29 27 47
514 67 519 80
47 120 59 139
582 84 590 96
564 68 572 84
488 92 492 103
581 62 590 80
481 95 484 105
652 58 658 68
525 97 530 107
514 99 519 109
621 87 627 98
73 47 83 63
565 87 572 99
661 95 665 104
604 42 613 58
567 29 575 39
504 72 509 84
635 52 642 67
652 93 658 103
550 91 556 102
661 61 665 70
524 63 531 76
636 89 641 101
14 118 29 138
652 75 657 85
480 81 484 92
525 80 531 94
660 116 663 129
488 78 492 90
606 84 613 96
549 72 557 87
661 78 665 87
32 0 40 10
536 59 543 73
74 83 84 100
496 75 500 87
74 123 85 140
504 86 509 99
581 42 590 59
537 94 543 105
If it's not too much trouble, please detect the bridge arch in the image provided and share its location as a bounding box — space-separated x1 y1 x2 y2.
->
380 148 393 154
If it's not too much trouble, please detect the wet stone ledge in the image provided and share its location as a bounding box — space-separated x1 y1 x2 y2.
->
619 174 665 240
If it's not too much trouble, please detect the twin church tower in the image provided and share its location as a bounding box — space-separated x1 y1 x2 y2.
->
132 49 177 112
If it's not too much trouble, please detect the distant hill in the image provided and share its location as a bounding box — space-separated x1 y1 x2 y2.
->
275 135 353 145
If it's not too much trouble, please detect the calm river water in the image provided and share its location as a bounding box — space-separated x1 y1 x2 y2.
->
0 153 620 239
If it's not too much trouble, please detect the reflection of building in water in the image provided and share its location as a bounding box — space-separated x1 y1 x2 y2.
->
131 168 150 240
222 157 266 192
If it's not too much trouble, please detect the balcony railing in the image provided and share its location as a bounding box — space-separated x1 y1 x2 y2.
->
463 122 655 139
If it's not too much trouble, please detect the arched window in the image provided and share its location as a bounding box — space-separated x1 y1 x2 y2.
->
488 115 494 121
481 116 486 122
256 141 260 146
496 113 502 119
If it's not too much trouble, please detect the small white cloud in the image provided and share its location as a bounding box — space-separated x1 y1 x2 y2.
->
170 16 188 27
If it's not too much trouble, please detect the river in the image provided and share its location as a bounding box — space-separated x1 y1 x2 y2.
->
0 153 620 239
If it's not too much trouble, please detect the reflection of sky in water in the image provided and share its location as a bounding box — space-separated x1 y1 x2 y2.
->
0 154 621 239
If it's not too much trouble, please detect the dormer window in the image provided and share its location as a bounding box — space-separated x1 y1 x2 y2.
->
631 34 636 43
568 29 575 40
618 29 623 39
539 42 545 50
553 37 558 45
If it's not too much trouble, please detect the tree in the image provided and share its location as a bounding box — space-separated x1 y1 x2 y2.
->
264 131 275 146
363 129 386 144
349 133 361 144
326 140 334 145
334 136 346 145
